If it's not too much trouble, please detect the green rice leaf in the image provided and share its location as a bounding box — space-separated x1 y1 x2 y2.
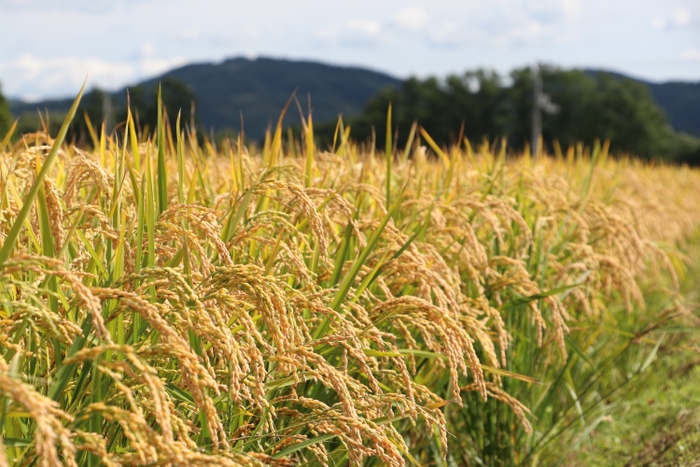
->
0 80 86 267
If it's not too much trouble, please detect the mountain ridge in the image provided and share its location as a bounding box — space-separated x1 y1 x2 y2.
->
8 57 700 139
584 69 700 137
10 57 402 140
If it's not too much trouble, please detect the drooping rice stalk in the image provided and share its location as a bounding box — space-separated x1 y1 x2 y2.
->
0 95 698 467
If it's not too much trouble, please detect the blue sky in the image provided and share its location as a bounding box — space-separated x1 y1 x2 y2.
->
1 0 699 101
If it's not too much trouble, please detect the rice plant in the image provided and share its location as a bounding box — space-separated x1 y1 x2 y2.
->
0 91 698 467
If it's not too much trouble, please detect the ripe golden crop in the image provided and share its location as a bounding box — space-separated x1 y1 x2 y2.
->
0 97 698 466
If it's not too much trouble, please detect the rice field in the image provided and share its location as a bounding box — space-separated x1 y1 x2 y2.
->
0 90 699 466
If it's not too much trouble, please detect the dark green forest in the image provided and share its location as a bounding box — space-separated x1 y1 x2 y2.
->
0 84 11 139
1 79 197 147
7 57 400 142
312 66 700 163
633 78 700 137
3 58 700 163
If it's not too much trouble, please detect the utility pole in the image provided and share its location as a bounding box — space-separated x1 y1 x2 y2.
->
531 64 542 158
531 63 559 159
102 91 113 135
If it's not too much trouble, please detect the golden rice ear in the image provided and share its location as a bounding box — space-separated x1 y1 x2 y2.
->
0 104 698 467
0 354 77 467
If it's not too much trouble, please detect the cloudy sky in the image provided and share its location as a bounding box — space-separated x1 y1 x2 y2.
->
1 0 699 101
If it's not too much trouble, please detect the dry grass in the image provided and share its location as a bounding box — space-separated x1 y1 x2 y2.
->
0 103 699 466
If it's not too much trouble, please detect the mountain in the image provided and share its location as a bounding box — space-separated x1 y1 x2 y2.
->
586 70 700 137
10 97 78 119
646 81 700 137
10 57 402 140
8 58 700 139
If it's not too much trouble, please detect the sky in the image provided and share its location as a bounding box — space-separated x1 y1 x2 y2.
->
1 0 699 101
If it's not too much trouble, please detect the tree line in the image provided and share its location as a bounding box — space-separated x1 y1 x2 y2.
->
0 84 11 138
0 78 198 146
2 65 699 163
311 65 700 163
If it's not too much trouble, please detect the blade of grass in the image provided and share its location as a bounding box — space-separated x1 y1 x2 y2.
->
0 79 86 268
0 119 18 151
156 84 168 215
385 103 392 208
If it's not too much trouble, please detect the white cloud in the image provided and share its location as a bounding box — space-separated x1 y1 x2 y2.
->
670 8 691 27
425 0 588 50
526 0 581 25
0 0 158 13
651 18 667 30
314 20 386 47
141 41 156 57
559 0 584 20
0 53 187 100
238 24 264 40
651 7 693 30
138 57 188 76
680 48 700 61
1 0 698 98
346 20 382 37
180 28 201 41
314 26 338 41
510 20 546 44
394 6 429 31
428 22 465 48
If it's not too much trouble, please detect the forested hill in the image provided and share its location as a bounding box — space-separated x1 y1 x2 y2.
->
647 81 700 137
10 57 402 140
7 57 700 140
131 57 403 138
586 70 700 137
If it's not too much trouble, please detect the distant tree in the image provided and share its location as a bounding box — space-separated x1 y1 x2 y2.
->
0 82 13 139
663 131 700 166
16 87 117 146
117 78 198 136
446 70 512 143
680 144 700 166
314 71 521 150
14 112 66 139
315 66 687 161
66 87 112 145
528 68 673 158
